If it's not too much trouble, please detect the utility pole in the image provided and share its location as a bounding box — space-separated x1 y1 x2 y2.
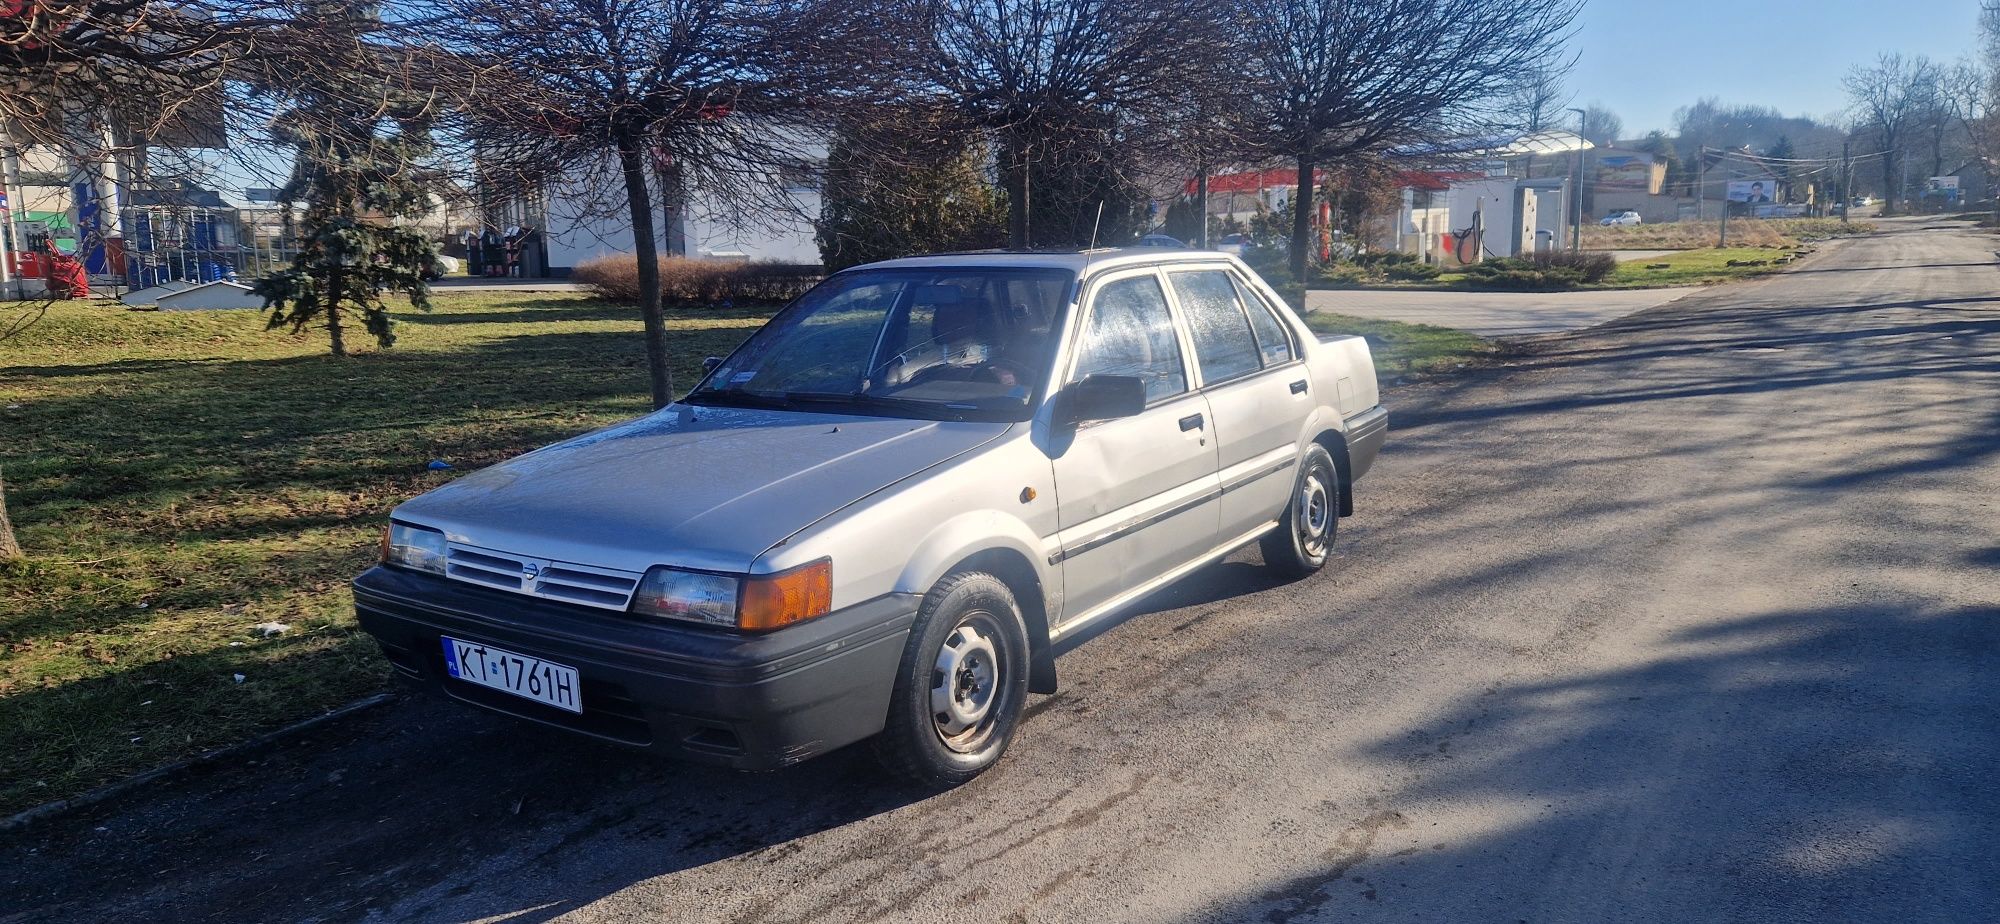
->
1695 147 1707 223
1840 140 1851 225
1567 107 1586 253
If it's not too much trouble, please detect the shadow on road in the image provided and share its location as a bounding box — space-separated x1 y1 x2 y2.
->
1184 600 2000 922
2 693 933 923
3 553 1300 924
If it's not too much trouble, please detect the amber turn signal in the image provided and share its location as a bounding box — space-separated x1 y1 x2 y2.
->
737 559 833 631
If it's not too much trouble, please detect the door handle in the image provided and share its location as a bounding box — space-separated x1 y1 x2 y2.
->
1290 379 1309 395
1178 413 1204 432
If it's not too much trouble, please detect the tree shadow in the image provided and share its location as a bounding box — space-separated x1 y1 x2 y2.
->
393 300 773 327
1187 601 2000 922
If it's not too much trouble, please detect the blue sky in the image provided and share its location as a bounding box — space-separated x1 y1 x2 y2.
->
1571 0 1986 135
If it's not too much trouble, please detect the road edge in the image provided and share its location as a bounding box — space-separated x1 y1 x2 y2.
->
0 692 400 834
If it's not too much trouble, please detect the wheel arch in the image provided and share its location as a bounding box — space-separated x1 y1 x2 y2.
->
933 547 1058 695
1312 428 1354 516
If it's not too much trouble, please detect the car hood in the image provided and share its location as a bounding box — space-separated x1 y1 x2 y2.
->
394 404 1010 574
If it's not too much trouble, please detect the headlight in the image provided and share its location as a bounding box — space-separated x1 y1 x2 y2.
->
383 522 447 574
632 568 739 627
632 559 832 631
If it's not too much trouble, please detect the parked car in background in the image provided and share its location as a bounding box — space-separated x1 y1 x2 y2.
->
1216 233 1251 255
1135 233 1184 248
355 249 1386 787
1600 210 1643 226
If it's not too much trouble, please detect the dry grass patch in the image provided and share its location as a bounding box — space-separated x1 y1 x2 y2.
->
1582 218 1873 251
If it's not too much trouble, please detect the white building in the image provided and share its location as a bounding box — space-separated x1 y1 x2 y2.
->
482 147 825 275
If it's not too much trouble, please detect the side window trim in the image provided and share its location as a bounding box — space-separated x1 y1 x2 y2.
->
1230 272 1299 366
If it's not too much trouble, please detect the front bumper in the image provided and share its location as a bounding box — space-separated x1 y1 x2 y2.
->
353 566 919 770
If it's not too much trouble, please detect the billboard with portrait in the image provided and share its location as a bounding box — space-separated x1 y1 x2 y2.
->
1726 179 1778 204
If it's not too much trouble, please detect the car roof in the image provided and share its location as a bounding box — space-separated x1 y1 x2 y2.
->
848 248 1245 279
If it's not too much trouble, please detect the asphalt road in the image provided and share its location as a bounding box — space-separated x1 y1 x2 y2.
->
6 224 1998 923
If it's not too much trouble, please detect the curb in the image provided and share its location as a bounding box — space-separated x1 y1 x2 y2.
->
0 692 399 834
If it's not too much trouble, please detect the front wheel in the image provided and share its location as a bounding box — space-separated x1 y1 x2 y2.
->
1261 444 1339 579
875 572 1031 787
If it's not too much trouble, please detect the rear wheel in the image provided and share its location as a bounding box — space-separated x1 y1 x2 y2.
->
1261 443 1339 579
875 572 1030 787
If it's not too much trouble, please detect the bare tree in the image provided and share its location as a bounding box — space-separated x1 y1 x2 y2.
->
0 2 275 150
1579 104 1623 147
1 1 285 324
1846 53 1940 215
421 0 882 409
898 0 1218 249
1507 61 1571 176
1946 58 2000 221
1234 0 1582 281
1944 4 2000 220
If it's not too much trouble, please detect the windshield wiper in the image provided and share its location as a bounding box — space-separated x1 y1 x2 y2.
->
782 390 976 420
683 389 790 410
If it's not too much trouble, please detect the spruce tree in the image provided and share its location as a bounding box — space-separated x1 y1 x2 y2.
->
253 2 440 357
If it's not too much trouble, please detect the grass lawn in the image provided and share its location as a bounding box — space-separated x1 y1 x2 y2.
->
1599 247 1795 288
1304 312 1494 379
0 293 770 814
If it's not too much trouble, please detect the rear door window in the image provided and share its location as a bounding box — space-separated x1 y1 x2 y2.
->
1169 270 1262 384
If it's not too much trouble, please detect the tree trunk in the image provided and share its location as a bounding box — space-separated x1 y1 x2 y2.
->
1005 141 1031 249
1289 153 1315 282
0 466 20 560
1195 165 1209 249
617 130 673 410
326 264 346 358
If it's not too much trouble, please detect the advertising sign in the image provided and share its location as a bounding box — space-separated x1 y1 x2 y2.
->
1596 155 1654 191
1726 179 1778 204
1928 176 1960 192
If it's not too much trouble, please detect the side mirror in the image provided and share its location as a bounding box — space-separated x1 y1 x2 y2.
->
702 356 723 373
1054 375 1146 428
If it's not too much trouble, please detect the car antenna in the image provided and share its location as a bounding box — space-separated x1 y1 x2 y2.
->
1083 201 1105 274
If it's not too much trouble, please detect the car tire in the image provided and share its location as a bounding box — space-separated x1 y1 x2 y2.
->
874 571 1031 788
1261 443 1339 579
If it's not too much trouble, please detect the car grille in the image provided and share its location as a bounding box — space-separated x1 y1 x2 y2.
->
442 543 642 611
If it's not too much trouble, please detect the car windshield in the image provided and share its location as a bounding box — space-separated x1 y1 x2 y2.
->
685 267 1075 421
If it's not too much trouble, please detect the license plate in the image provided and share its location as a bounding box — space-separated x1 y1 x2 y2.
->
441 636 582 714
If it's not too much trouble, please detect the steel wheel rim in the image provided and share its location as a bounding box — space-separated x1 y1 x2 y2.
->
930 612 1005 753
1299 469 1332 558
